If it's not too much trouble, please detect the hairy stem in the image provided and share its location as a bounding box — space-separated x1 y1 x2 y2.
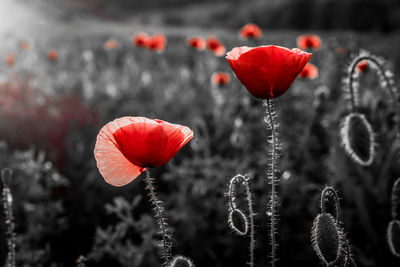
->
245 179 255 267
264 99 278 267
347 55 398 115
145 168 171 265
1 169 16 267
228 174 255 267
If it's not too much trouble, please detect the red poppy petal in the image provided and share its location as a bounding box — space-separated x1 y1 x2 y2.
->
297 34 321 50
226 45 311 98
299 63 319 79
155 122 193 166
110 117 193 168
227 58 274 98
213 45 226 57
94 118 145 187
226 47 253 60
239 23 262 39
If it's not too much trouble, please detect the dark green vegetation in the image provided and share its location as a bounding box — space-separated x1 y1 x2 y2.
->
0 29 400 266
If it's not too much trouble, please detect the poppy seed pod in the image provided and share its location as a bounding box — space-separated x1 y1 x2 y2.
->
228 209 248 236
226 174 255 266
168 255 195 267
391 178 400 220
387 220 400 257
340 112 375 166
226 45 311 99
311 213 344 265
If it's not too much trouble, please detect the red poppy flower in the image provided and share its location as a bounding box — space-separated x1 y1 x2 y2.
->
297 34 321 50
336 47 345 54
206 36 226 57
239 23 262 40
104 39 118 50
18 41 29 51
211 72 230 86
356 60 368 73
47 50 58 61
146 34 166 52
187 37 206 51
5 53 14 67
299 63 318 79
226 45 311 99
94 117 193 186
132 32 149 47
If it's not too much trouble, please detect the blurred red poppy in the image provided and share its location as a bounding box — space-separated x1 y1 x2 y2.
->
5 53 14 67
146 34 166 52
226 45 311 99
356 60 368 73
47 50 58 61
207 36 226 57
211 72 230 86
132 32 149 47
94 117 193 186
18 41 29 51
104 39 118 50
299 63 318 79
239 23 262 40
187 37 206 51
297 34 321 50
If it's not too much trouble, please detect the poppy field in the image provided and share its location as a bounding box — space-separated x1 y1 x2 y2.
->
1 20 400 267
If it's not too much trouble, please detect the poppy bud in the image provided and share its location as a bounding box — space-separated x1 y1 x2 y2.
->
340 112 375 166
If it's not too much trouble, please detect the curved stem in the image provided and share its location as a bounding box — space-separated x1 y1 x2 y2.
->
228 174 255 267
347 55 397 113
145 168 171 265
264 99 278 267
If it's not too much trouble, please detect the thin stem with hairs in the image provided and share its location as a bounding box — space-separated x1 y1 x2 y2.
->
1 168 16 267
264 99 279 267
227 174 255 267
346 53 399 138
144 168 172 265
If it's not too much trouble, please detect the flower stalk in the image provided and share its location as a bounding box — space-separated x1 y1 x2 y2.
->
264 99 279 267
144 168 172 265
